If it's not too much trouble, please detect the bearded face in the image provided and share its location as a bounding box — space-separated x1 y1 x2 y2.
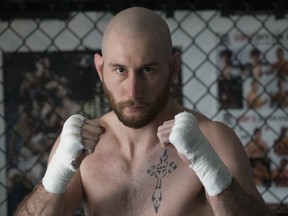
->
102 78 171 129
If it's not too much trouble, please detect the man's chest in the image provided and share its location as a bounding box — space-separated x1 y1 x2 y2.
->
80 148 209 216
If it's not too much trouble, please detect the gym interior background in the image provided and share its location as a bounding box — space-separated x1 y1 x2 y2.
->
0 0 288 215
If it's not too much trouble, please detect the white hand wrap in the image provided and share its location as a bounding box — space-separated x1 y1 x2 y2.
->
169 112 232 196
42 114 86 194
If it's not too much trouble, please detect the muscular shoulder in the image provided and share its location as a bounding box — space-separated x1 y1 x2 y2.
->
199 119 240 150
195 115 246 170
183 109 240 151
97 111 118 132
178 109 242 158
97 111 113 125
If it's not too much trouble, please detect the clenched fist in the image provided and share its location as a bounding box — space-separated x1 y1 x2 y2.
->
42 114 105 194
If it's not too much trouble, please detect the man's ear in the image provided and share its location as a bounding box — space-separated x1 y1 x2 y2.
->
170 52 181 82
94 53 104 82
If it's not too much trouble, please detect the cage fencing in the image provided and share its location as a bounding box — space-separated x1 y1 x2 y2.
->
0 0 288 215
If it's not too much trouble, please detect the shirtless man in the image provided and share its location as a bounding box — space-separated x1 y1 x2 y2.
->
270 48 288 76
15 7 273 216
247 79 267 109
245 128 269 159
249 49 262 79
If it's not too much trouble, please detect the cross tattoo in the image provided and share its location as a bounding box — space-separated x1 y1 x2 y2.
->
147 149 177 213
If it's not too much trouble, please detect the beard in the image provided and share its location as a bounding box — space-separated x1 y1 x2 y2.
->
102 79 171 129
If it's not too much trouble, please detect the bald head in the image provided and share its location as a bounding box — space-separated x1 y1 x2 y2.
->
102 7 172 58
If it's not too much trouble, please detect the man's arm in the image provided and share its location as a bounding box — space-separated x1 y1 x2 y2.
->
208 178 273 216
158 111 274 216
14 169 84 216
14 184 65 216
205 119 271 215
14 115 104 215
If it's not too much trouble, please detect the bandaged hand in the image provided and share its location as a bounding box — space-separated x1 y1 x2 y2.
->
42 114 104 194
158 112 232 196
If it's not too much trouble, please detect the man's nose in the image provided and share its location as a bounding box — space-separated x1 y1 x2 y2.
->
127 71 143 99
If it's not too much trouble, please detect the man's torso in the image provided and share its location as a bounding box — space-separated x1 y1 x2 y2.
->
79 123 214 216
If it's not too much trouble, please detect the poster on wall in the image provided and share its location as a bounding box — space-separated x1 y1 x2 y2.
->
3 48 183 215
216 30 288 207
3 51 100 214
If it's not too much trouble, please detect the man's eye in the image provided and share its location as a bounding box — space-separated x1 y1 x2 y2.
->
116 68 125 74
143 67 153 73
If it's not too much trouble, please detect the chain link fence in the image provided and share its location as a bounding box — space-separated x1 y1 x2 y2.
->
0 0 288 215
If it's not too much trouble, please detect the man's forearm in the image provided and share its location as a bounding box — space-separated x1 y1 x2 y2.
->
209 178 274 216
14 183 65 216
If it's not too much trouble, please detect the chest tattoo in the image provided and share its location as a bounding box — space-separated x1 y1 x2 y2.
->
146 149 177 213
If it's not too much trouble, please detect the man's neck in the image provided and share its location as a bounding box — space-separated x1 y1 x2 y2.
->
115 99 180 158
